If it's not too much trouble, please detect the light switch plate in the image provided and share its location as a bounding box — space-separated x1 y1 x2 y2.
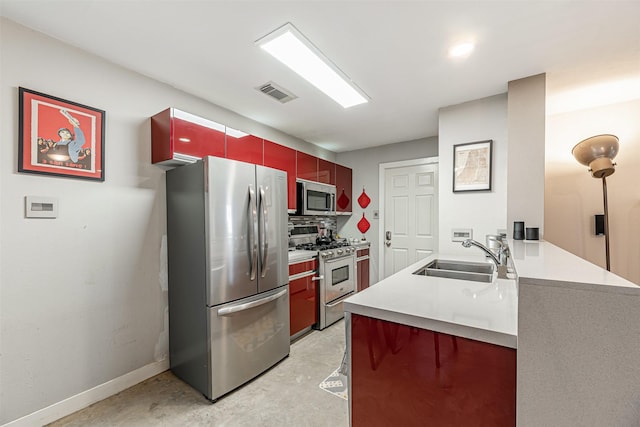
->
25 196 58 218
452 228 472 242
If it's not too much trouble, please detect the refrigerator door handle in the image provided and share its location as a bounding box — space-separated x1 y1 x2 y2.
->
259 186 269 278
217 288 288 316
248 186 258 281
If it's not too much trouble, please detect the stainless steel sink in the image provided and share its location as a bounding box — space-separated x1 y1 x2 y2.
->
413 259 494 283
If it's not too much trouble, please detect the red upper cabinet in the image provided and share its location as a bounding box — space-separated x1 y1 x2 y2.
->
335 163 353 214
151 108 225 166
226 131 263 164
318 159 336 185
296 151 318 182
264 139 297 212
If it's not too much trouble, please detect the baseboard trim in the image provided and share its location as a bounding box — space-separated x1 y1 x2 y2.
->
2 359 169 427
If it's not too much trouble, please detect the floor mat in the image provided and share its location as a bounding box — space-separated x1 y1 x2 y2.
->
319 368 348 400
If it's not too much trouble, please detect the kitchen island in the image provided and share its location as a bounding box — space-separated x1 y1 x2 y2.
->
343 240 640 426
343 251 518 426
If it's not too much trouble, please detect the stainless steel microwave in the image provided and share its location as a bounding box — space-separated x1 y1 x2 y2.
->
296 179 336 216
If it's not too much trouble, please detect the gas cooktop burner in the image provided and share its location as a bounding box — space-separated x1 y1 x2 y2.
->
295 241 351 251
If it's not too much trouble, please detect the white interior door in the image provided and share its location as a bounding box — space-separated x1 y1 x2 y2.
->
381 159 438 279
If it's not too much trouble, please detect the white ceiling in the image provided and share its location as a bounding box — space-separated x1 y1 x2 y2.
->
2 0 639 153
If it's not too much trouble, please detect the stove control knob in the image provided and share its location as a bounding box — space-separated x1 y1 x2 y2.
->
327 251 334 258
337 249 343 255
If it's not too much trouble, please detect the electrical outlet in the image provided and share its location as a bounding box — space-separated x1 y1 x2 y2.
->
452 228 472 242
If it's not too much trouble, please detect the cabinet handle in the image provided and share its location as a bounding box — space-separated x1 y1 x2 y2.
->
289 270 316 281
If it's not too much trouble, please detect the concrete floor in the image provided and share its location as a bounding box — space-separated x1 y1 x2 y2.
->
47 320 349 427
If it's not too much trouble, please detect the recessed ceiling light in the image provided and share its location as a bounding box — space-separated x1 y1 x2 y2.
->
449 42 475 58
256 22 369 108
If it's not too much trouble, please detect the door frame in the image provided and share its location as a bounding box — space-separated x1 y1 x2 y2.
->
378 156 439 280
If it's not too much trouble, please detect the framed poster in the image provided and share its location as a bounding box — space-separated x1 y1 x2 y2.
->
453 140 492 192
18 87 105 181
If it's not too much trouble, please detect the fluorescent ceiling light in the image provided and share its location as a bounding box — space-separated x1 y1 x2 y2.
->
256 23 368 108
449 41 475 58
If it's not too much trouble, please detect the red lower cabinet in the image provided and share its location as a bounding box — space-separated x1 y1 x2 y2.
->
350 314 516 426
288 259 318 337
356 248 370 291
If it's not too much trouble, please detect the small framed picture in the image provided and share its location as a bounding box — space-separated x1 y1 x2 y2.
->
453 140 492 192
18 87 105 181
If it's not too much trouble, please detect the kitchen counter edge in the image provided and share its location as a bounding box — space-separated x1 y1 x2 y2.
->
343 252 518 349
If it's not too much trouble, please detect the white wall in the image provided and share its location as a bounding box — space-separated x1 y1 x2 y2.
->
507 74 546 234
336 137 438 285
545 98 640 285
0 18 327 425
438 94 508 254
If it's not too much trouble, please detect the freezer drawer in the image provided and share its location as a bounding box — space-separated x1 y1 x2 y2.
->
207 286 290 401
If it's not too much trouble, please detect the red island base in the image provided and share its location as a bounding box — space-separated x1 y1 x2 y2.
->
349 313 516 426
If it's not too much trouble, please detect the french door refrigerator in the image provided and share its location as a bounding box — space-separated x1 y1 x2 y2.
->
166 156 290 402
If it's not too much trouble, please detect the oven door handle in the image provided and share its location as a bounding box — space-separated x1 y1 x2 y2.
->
326 292 354 308
323 256 355 264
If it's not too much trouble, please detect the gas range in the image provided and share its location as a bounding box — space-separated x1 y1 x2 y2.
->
289 223 356 330
294 241 356 260
290 224 355 260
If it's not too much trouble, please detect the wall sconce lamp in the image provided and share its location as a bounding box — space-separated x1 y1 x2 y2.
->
572 134 620 271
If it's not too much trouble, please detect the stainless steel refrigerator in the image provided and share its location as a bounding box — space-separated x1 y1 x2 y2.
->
166 156 290 402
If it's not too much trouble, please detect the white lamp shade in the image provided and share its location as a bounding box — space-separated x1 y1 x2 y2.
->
572 134 619 178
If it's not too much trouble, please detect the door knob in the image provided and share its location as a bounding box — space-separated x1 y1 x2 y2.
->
385 231 391 247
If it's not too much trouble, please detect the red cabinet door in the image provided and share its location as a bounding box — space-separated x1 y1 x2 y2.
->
151 108 225 165
226 133 263 164
350 314 516 426
335 163 353 213
296 151 318 182
288 259 318 337
356 249 370 291
318 159 335 185
264 139 297 211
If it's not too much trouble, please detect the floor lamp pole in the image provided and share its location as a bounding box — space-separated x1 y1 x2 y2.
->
602 176 611 271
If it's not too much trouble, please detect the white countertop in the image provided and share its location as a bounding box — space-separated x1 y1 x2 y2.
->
343 252 518 349
508 239 639 293
350 240 371 248
287 249 318 264
343 239 639 350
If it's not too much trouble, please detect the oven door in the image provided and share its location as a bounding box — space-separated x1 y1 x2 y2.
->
323 255 356 303
318 254 356 329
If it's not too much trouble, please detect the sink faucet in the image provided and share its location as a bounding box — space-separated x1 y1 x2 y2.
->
462 239 509 278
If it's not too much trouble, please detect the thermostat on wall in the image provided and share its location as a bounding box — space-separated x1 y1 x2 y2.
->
452 228 472 242
25 196 58 218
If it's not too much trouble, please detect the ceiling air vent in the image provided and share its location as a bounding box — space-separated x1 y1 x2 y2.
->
257 81 297 104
